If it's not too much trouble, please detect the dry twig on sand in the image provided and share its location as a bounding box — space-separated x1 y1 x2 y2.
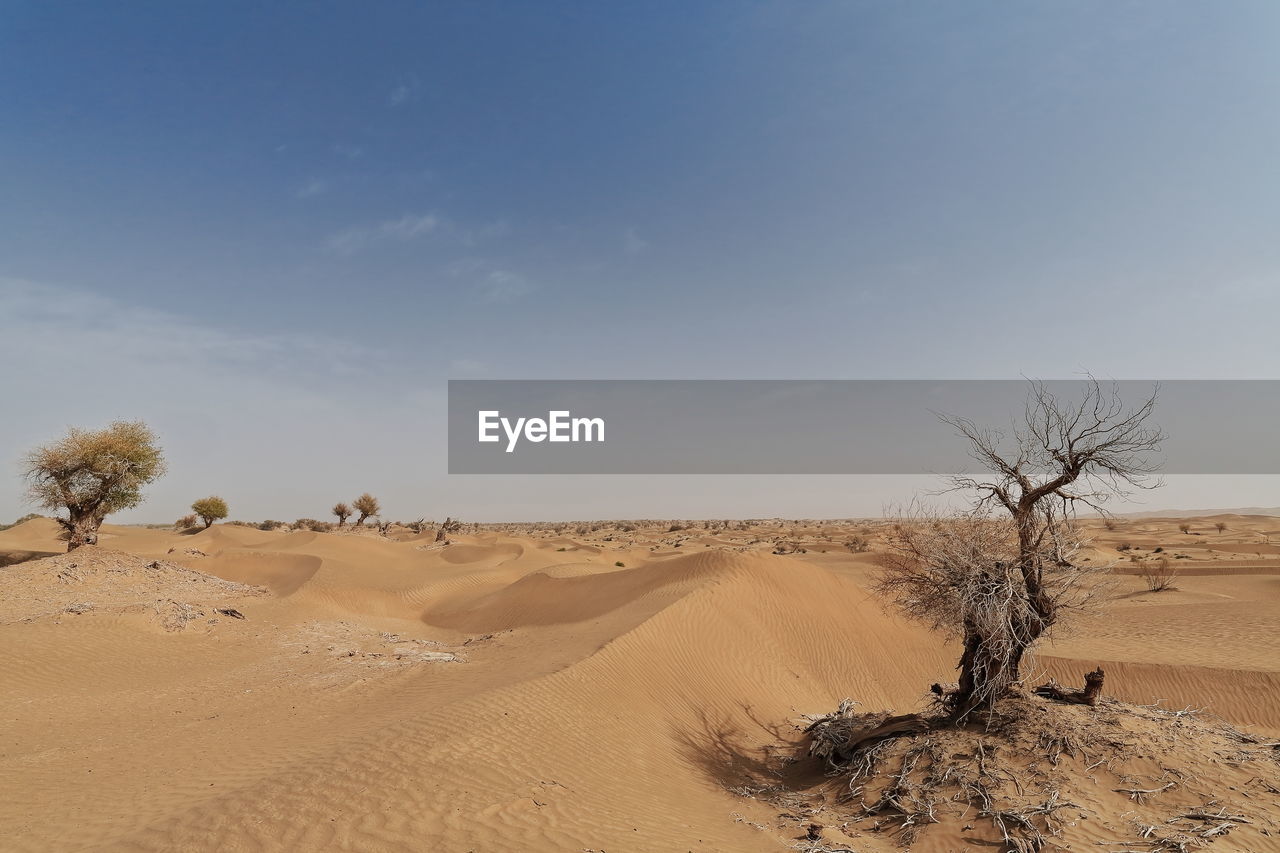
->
1033 667 1106 706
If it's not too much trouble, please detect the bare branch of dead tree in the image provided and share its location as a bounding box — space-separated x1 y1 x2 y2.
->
878 378 1162 719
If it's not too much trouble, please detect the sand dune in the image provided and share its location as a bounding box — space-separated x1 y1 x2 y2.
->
1 515 1277 851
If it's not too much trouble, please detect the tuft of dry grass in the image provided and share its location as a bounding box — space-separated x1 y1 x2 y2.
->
1139 556 1178 592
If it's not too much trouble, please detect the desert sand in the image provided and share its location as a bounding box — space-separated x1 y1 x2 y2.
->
1 514 1277 851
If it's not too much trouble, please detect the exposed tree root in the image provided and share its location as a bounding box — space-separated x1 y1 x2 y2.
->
804 699 931 767
1034 666 1106 706
779 690 1280 853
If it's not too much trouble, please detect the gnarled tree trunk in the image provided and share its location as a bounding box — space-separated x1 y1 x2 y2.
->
948 521 1056 720
61 510 103 551
951 619 1045 720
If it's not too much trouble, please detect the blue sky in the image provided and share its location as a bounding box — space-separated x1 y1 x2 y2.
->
2 2 1278 522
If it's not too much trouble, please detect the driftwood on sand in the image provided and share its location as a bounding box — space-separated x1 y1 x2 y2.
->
1033 667 1105 706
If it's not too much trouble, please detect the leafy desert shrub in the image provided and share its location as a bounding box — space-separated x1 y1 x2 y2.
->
352 493 380 526
191 496 229 529
24 420 166 550
845 535 870 553
175 513 198 530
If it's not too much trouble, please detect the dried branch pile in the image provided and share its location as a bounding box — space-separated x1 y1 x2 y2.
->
785 692 1279 852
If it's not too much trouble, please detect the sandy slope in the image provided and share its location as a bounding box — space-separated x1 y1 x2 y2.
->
1 515 1276 851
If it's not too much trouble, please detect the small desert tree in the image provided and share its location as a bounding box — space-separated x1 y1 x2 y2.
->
879 379 1163 720
24 420 166 551
332 502 352 526
1214 521 1227 533
191 496 229 529
352 493 380 527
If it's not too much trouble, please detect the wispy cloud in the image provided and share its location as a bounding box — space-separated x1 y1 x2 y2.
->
479 269 533 303
325 213 442 255
0 277 429 524
448 358 489 376
460 219 512 247
447 258 536 303
296 178 328 199
387 75 420 107
624 227 649 256
0 277 381 381
388 86 412 107
324 213 514 256
332 143 364 160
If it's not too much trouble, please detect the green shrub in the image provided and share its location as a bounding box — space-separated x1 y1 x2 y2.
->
191 496 229 529
25 420 166 550
352 493 380 526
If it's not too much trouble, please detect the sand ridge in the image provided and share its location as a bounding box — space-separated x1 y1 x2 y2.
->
1 514 1277 851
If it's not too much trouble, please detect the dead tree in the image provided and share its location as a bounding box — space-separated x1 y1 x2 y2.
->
879 379 1162 720
435 517 461 542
